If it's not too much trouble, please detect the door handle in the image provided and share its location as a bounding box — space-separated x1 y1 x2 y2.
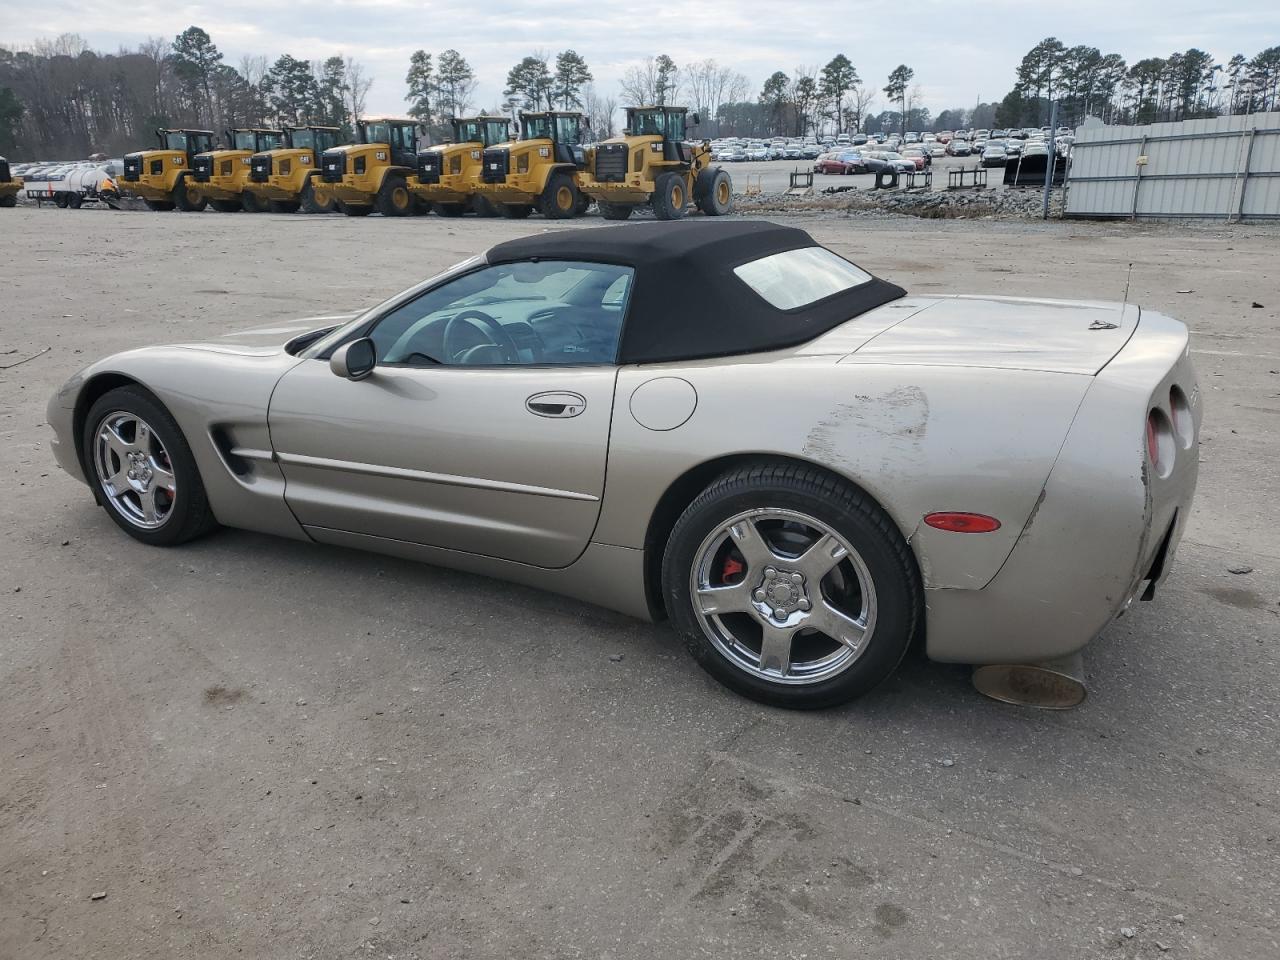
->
526 391 586 418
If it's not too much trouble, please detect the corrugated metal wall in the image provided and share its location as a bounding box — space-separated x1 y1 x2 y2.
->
1064 112 1280 220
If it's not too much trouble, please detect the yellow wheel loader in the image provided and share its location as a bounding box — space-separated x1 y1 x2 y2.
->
242 125 342 214
320 118 423 217
578 106 733 221
0 156 21 208
192 128 283 212
473 111 589 220
410 116 511 217
120 129 215 211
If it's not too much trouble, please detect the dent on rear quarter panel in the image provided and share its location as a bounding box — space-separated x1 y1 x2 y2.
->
599 356 1092 591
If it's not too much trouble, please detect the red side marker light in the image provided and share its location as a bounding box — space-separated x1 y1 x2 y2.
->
924 512 1002 533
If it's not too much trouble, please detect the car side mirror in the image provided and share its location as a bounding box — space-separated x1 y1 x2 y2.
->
330 337 376 381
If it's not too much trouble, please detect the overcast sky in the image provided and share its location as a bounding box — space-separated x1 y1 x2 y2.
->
10 1 1277 118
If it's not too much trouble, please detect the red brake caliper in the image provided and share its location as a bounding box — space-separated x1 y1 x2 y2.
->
721 555 745 583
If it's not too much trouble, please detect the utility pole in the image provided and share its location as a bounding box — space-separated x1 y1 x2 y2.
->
1042 99 1058 220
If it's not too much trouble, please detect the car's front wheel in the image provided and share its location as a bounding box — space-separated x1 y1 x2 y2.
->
662 463 920 709
82 386 217 546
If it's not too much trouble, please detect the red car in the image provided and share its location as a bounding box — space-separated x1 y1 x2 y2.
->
899 148 928 171
814 151 865 175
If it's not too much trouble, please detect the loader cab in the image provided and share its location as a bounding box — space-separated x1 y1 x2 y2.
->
623 106 696 163
284 126 341 153
452 116 511 148
519 112 585 165
159 129 214 165
625 106 691 141
230 129 284 153
357 118 421 168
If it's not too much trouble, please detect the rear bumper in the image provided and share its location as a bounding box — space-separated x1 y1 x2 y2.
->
925 309 1200 664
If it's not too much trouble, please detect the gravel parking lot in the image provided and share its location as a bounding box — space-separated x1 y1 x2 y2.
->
2 206 1278 959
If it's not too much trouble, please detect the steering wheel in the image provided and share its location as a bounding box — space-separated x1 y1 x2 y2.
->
442 309 521 364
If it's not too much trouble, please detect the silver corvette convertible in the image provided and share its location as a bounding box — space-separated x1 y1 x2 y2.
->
48 221 1200 709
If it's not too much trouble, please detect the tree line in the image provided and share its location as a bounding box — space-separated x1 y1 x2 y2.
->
4 28 1280 159
995 37 1280 129
0 29 373 157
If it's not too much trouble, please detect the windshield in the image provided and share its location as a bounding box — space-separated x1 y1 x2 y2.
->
522 115 552 140
233 132 257 150
164 132 205 152
454 120 483 143
482 120 509 145
629 109 685 139
555 116 581 143
289 129 315 150
362 121 391 145
259 131 282 151
734 247 873 311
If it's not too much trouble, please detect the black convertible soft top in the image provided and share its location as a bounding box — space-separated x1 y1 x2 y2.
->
485 220 906 364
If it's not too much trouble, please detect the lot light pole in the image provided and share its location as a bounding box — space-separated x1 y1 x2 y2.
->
1042 99 1058 220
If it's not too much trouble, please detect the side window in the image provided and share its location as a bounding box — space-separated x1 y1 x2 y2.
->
368 261 634 367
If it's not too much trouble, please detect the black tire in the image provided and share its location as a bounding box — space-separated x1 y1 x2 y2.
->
497 204 533 219
652 172 689 220
598 201 633 220
0 194 16 208
433 202 466 217
81 386 218 547
538 171 580 219
269 200 300 213
67 193 83 209
341 203 374 217
375 174 413 217
144 198 175 211
693 167 733 216
172 175 207 212
299 177 334 214
240 191 266 213
54 194 70 208
661 462 922 710
209 199 241 212
471 195 499 218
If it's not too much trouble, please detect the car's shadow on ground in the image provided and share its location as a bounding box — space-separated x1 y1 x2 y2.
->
77 507 1254 763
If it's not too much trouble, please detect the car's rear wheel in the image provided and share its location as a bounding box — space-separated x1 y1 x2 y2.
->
662 463 920 709
82 387 217 547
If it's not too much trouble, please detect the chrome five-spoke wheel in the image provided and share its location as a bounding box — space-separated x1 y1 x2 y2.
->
94 412 177 529
690 508 877 685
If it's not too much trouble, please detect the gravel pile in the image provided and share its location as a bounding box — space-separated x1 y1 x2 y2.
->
735 186 1065 220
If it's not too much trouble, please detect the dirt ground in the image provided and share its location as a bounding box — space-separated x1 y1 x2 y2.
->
1 206 1278 960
